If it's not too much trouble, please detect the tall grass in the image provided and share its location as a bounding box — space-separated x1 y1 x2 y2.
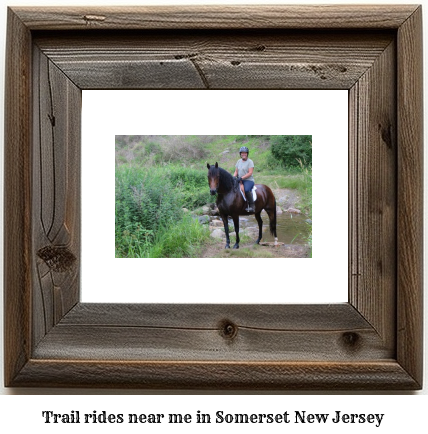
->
297 159 312 256
296 159 312 217
148 215 210 258
115 164 212 257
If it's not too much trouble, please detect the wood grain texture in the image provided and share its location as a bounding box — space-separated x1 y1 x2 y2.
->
32 47 81 348
396 6 424 387
4 5 423 390
35 31 393 90
33 304 391 362
60 303 370 329
3 8 32 388
12 360 419 390
12 5 419 30
349 40 397 350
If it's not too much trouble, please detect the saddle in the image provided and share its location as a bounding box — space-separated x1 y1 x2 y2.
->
240 186 257 202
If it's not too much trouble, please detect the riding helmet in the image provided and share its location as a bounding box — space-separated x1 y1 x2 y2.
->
239 146 249 155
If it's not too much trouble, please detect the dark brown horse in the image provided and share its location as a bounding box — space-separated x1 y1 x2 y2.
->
207 162 277 249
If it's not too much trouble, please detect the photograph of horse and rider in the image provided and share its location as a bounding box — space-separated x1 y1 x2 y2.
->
115 135 312 258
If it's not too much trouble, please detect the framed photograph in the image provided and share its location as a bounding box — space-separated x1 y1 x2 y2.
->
4 5 423 389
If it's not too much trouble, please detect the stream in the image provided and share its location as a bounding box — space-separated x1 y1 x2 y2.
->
237 210 311 245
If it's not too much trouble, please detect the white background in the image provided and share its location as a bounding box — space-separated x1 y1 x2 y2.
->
0 0 427 430
82 90 348 304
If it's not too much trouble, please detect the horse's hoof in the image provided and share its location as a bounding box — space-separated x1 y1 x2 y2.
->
233 244 239 249
255 240 261 245
225 245 230 249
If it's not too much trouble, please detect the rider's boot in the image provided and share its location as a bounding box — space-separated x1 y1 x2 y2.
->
245 191 255 213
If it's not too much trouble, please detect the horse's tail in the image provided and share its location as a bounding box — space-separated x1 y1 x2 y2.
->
269 199 277 237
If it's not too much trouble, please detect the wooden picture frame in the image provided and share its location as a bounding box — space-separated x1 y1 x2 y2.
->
4 5 423 389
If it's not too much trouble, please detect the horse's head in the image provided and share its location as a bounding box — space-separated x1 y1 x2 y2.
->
207 162 220 195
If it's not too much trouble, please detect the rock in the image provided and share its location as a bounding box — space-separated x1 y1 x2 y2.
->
201 205 210 213
182 208 189 213
211 219 224 227
210 229 224 239
286 207 301 214
276 206 283 215
197 215 210 224
211 228 234 238
305 219 312 224
260 241 285 247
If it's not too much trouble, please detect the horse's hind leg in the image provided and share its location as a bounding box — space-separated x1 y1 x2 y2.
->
265 206 278 244
255 212 263 244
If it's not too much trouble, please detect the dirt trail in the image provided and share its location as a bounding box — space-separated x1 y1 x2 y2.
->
199 241 309 258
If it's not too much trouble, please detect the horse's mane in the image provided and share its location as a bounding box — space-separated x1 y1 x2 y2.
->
210 165 239 192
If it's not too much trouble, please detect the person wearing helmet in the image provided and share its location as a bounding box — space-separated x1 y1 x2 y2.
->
233 146 255 212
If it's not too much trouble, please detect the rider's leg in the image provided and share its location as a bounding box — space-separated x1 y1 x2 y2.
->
243 181 255 212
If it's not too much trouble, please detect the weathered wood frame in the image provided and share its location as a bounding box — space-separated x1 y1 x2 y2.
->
4 5 423 389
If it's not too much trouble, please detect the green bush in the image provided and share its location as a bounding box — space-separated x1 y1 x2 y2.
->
168 166 213 209
270 135 312 167
148 215 210 258
144 141 164 164
116 167 183 232
115 164 213 257
115 166 183 256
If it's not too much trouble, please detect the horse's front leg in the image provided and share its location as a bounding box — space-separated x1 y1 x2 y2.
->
221 214 230 248
255 212 263 244
232 215 240 249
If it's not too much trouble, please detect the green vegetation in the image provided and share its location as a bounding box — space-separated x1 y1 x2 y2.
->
115 135 312 257
147 214 211 258
269 135 312 168
115 164 212 257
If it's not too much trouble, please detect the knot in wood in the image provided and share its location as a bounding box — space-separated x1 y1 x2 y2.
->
378 122 393 149
341 332 361 351
37 245 76 272
219 320 238 340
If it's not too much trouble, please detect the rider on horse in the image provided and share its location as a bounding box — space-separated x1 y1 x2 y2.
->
233 146 255 212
